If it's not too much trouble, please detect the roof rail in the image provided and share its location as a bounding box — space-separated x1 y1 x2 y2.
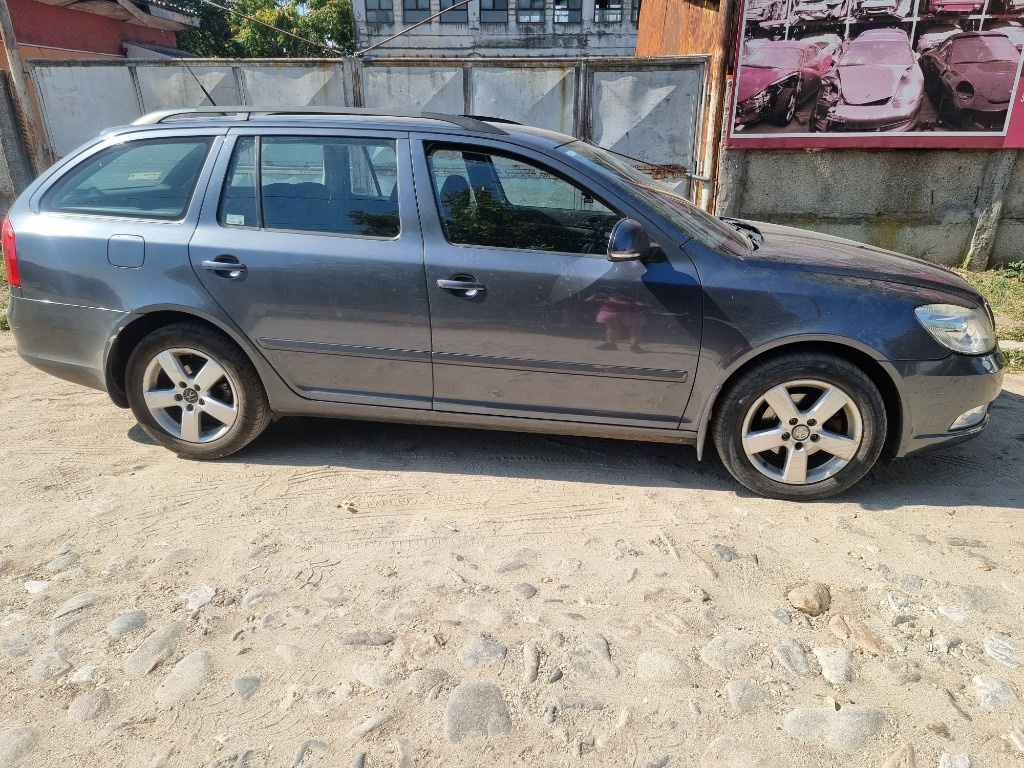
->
460 114 522 126
132 106 509 135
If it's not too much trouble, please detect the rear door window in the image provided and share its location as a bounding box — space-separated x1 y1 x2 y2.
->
217 136 400 238
43 137 213 220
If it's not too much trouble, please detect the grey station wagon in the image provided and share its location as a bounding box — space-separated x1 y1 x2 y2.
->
3 108 1004 500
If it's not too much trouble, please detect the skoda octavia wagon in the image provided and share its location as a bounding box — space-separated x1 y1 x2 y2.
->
3 108 1004 500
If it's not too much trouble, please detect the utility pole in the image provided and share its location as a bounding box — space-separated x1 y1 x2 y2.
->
0 0 49 176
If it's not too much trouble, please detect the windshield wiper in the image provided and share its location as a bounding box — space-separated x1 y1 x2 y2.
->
720 217 763 250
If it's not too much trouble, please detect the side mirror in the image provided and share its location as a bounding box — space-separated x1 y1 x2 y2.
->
607 218 651 262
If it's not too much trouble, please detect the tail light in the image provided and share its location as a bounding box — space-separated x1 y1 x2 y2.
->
1 216 18 288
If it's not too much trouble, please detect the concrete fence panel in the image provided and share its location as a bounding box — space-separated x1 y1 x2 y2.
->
238 63 349 107
361 62 465 114
32 64 141 157
586 59 707 191
135 66 240 112
27 56 712 202
470 62 577 135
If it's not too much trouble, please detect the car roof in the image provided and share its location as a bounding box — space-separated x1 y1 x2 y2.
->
753 40 811 48
853 28 909 41
132 107 511 134
104 107 575 150
948 30 1013 38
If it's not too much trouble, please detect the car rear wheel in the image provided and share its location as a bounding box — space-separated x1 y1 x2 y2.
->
772 86 798 126
712 352 887 500
126 322 271 459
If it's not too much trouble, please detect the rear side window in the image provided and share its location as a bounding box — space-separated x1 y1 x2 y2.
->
218 136 400 238
44 137 213 220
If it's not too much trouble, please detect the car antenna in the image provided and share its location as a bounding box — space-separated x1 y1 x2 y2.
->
159 30 218 107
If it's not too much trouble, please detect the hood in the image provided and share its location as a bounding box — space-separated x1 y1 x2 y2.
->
737 220 981 303
838 64 908 104
738 66 794 102
956 60 1018 102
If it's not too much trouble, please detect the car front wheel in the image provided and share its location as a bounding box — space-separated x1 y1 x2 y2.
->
125 322 271 459
712 352 887 500
772 86 798 126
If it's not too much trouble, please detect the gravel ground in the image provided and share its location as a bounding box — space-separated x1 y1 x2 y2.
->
0 332 1023 768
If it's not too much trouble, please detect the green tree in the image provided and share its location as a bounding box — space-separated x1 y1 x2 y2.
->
175 0 244 57
231 0 355 57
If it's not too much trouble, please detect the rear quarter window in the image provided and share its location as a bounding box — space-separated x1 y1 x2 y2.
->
43 137 213 220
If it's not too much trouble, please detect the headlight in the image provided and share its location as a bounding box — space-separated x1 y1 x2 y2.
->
914 303 995 354
891 76 919 109
742 90 770 110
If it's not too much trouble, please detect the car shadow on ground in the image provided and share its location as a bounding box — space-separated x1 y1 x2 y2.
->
133 388 1024 512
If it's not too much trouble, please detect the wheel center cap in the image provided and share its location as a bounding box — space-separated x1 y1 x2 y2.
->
182 388 199 404
792 425 811 441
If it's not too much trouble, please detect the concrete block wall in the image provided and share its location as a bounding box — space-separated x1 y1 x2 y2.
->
719 149 1021 268
992 155 1024 267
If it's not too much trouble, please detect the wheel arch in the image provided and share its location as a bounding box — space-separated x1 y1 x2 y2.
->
104 307 266 409
695 338 905 462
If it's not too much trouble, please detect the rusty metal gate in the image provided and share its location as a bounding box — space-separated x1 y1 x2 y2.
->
28 55 710 198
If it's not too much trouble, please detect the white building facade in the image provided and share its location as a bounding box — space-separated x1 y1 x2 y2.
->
354 0 641 57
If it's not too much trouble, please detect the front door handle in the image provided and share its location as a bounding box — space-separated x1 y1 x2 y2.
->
437 278 486 297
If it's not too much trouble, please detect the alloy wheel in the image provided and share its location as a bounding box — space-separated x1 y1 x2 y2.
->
740 378 863 485
141 347 239 443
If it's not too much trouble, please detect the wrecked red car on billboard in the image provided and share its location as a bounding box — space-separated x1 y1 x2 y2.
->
729 0 1024 149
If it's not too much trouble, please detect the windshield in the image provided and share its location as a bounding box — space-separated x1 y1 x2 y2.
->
841 39 913 65
951 35 1019 63
744 46 803 69
560 141 753 256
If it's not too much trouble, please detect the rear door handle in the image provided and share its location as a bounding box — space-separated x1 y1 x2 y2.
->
202 257 247 276
437 278 486 296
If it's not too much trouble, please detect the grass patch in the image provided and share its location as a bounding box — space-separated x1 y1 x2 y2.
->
955 263 1024 372
1004 350 1024 373
955 263 1024 342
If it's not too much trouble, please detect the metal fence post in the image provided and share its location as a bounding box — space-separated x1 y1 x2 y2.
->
0 0 49 175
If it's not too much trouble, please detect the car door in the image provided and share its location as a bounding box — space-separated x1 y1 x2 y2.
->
189 128 433 409
412 137 702 428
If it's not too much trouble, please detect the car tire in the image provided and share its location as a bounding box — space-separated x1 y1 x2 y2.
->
772 87 797 126
712 352 887 501
125 322 271 459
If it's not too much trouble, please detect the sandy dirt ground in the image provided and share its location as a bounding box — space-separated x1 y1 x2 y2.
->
1 332 1023 768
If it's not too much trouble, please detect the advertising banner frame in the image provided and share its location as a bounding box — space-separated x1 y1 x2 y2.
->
727 0 1024 149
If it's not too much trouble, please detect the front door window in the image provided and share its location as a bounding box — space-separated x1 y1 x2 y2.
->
427 146 619 256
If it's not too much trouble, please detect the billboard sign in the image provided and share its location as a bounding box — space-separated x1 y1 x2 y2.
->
727 0 1024 148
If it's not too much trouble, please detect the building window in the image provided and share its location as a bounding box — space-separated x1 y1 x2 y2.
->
554 0 581 22
366 0 394 22
481 0 509 22
440 0 468 22
630 0 641 23
403 0 429 22
517 0 544 22
595 0 622 22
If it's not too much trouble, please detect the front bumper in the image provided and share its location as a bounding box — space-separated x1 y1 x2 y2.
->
735 94 772 125
947 104 1009 130
826 100 921 132
887 349 1004 458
